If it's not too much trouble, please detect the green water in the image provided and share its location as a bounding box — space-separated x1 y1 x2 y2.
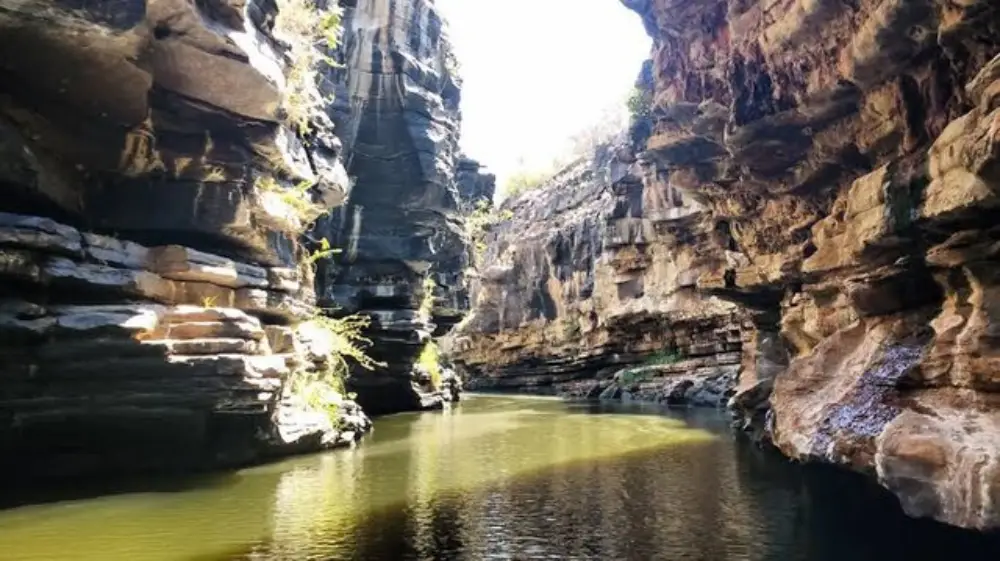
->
1 395 997 561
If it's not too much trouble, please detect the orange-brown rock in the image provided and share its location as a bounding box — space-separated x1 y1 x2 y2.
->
453 0 1000 531
612 0 1000 530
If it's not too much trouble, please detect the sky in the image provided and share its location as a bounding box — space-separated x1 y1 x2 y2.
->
435 0 650 194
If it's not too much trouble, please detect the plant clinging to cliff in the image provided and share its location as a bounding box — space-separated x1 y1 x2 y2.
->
312 313 386 377
307 237 343 265
465 200 513 267
626 87 652 120
416 340 443 390
419 275 437 320
503 170 549 198
288 312 383 425
273 0 343 136
256 175 329 227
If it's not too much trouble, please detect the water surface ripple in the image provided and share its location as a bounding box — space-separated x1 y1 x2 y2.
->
0 395 997 560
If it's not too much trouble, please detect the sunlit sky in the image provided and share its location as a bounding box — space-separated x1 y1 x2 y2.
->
435 0 650 192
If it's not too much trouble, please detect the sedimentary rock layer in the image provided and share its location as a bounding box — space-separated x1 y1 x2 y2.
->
618 0 1000 530
454 0 1000 531
314 0 490 414
448 138 745 400
0 212 369 478
0 0 365 477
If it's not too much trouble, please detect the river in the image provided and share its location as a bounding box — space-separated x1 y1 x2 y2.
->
0 394 997 560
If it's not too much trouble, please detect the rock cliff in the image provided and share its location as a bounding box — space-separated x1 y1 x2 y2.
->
0 0 368 479
625 0 1000 530
449 136 745 406
313 0 489 414
454 0 1000 531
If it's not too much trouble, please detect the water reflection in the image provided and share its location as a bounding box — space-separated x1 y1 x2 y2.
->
1 396 999 561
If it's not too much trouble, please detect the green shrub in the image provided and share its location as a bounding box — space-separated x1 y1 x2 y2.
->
642 350 682 366
627 87 652 120
416 340 443 390
306 237 342 265
465 200 513 267
419 275 437 320
617 350 682 387
289 312 385 424
503 169 550 198
256 175 329 227
274 0 343 135
310 313 386 376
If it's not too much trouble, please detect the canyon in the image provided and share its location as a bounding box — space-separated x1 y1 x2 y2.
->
450 0 1000 533
0 0 485 479
2 0 1000 541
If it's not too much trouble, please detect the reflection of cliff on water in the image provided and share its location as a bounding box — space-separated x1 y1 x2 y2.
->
3 396 1000 561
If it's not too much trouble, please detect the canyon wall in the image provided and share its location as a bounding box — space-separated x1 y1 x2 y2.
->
449 135 745 407
454 0 1000 531
625 0 1000 530
0 0 369 479
314 0 491 414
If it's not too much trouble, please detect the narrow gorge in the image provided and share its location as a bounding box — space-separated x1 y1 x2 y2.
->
452 0 1000 533
2 0 1000 557
0 0 487 479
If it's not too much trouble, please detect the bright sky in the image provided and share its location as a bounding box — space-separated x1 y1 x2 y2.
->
436 0 650 194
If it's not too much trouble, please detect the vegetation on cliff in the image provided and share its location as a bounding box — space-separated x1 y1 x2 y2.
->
274 0 343 135
293 313 385 422
626 87 651 119
502 103 626 198
465 200 513 266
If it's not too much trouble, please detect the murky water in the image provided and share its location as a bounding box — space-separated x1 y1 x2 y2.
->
0 395 997 561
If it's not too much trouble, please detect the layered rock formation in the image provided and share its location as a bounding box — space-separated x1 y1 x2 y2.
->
313 0 490 414
0 0 366 478
448 137 745 401
620 0 1000 530
453 0 1000 532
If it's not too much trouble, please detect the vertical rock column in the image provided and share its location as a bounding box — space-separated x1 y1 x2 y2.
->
315 0 478 414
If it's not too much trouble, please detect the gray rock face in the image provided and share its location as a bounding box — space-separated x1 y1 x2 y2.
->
448 131 745 397
313 0 486 414
0 212 370 479
456 157 497 208
0 0 366 478
585 357 740 408
0 0 350 265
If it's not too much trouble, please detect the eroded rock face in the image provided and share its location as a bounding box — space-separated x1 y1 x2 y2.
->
0 0 350 264
617 0 1000 530
0 0 364 478
448 136 745 401
0 213 368 478
313 0 487 414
